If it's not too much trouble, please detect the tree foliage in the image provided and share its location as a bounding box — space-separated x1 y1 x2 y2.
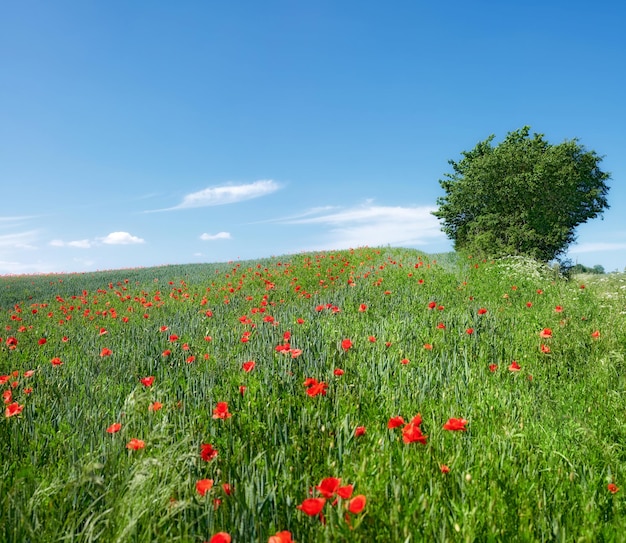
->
432 126 610 262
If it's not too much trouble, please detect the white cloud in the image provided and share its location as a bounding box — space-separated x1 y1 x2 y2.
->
151 180 281 212
280 203 445 250
100 232 145 245
200 232 231 241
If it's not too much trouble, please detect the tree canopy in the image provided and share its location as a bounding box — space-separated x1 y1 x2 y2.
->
432 126 611 262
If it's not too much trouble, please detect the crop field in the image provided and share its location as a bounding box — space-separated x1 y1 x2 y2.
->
1 247 625 542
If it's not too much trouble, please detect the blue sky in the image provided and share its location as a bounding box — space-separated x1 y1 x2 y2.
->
2 1 625 274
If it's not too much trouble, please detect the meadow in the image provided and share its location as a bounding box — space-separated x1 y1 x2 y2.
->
1 247 625 542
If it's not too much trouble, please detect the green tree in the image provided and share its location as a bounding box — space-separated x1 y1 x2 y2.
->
432 127 610 262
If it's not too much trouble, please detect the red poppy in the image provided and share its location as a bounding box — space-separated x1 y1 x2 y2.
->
337 484 354 499
402 420 427 444
440 464 451 473
221 483 232 495
368 336 376 343
555 306 563 313
358 304 367 312
428 301 436 310
355 426 366 437
423 343 433 350
540 344 551 354
212 402 232 419
149 401 163 412
268 531 293 543
242 360 256 372
126 438 145 450
341 338 353 351
51 357 63 366
3 390 12 404
140 376 155 387
387 416 405 429
239 385 247 396
316 477 341 498
489 364 498 372
508 361 521 372
297 497 326 516
5 401 24 418
208 533 231 543
196 478 214 496
348 495 366 514
526 301 533 308
437 322 446 329
400 358 410 365
443 417 468 431
608 483 619 494
106 422 122 433
38 338 47 345
159 326 168 332
100 348 112 357
591 330 601 339
200 443 218 462
466 328 474 335
539 328 552 339
477 308 488 315
333 368 344 376
24 370 34 378
99 328 107 336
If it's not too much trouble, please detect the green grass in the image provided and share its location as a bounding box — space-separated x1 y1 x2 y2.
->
1 248 625 542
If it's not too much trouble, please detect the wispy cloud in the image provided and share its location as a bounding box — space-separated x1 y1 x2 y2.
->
100 232 145 245
0 230 39 250
50 239 93 249
200 232 231 241
147 180 281 212
569 242 626 254
279 203 445 250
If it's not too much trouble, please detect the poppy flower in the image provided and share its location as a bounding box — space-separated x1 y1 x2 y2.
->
242 360 256 372
38 338 47 345
140 376 155 387
508 361 521 372
443 418 468 431
440 464 451 474
466 328 474 335
402 420 427 444
437 322 446 329
541 344 551 354
591 330 601 339
358 304 367 312
3 390 12 404
51 357 63 366
296 497 326 516
341 338 353 351
126 438 145 450
196 478 214 496
428 301 436 310
212 402 232 419
99 328 107 336
526 302 533 308
423 343 433 350
400 358 410 365
555 306 563 313
348 495 366 514
5 401 24 418
477 308 488 315
368 336 376 343
316 477 341 498
539 328 552 339
100 348 112 357
608 483 619 494
24 370 34 378
208 533 231 543
221 483 232 495
355 426 366 437
200 443 218 462
387 416 405 429
333 368 344 376
149 401 163 412
268 531 293 543
489 364 498 372
106 422 122 434
337 484 354 499
239 385 247 396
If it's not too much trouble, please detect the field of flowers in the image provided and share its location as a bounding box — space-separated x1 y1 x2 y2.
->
1 247 625 542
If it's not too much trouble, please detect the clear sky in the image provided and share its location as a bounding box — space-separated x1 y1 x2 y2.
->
2 0 625 274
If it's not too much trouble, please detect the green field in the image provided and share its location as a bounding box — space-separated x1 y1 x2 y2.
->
2 247 625 542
